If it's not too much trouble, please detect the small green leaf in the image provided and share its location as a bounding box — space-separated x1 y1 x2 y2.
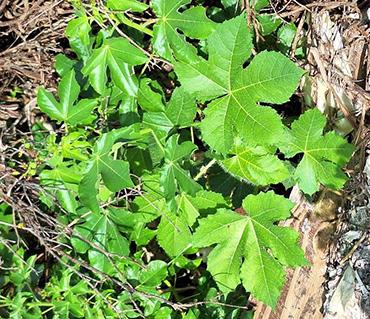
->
138 79 165 113
72 211 130 274
37 70 98 126
257 14 282 35
152 0 217 62
250 0 269 12
67 99 97 126
82 38 147 94
281 108 355 194
79 127 139 212
141 86 197 130
65 15 92 61
37 87 63 121
55 54 76 76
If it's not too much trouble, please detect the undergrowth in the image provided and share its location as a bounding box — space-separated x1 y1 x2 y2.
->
0 0 354 318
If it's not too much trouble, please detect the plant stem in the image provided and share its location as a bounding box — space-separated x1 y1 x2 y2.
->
118 15 153 36
194 158 217 181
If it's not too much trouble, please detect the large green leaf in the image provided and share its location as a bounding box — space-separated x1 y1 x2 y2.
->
152 0 217 62
193 191 307 308
281 108 355 195
175 14 304 153
37 70 97 126
82 38 147 94
71 210 129 275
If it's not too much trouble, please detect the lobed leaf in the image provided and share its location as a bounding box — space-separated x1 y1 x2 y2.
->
193 191 307 307
176 14 304 154
281 108 355 194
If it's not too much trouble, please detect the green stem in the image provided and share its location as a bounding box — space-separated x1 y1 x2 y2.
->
118 15 153 36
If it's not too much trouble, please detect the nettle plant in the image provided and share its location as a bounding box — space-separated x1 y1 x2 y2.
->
34 0 354 317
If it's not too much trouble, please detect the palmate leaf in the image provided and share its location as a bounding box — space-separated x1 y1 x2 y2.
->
152 0 217 62
175 14 304 154
193 191 307 308
281 108 355 195
82 38 147 94
37 70 97 126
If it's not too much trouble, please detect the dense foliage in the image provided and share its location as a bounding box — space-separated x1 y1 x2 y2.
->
0 0 354 318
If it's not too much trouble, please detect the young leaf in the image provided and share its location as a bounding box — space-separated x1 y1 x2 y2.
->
37 69 98 126
82 38 147 94
152 0 217 62
175 14 304 153
193 191 307 308
281 108 355 195
222 142 289 185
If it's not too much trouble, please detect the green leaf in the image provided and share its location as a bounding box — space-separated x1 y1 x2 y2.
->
152 0 217 62
193 191 307 308
37 70 98 126
257 14 282 36
160 135 201 200
157 212 192 257
107 0 149 12
55 54 76 76
37 87 63 121
250 0 269 12
139 260 167 287
281 108 355 195
71 210 129 274
177 191 227 226
79 127 139 212
67 99 98 126
222 141 289 185
175 14 304 153
138 79 165 113
82 38 147 94
40 166 81 214
141 86 197 131
65 15 92 61
165 87 197 127
278 22 297 48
